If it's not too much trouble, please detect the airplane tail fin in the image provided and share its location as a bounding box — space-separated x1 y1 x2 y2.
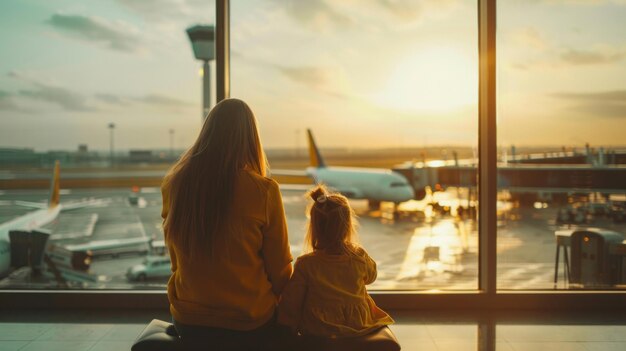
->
49 160 60 208
307 129 326 168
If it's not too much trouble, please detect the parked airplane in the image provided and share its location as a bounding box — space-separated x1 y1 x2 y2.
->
64 237 151 258
273 129 415 210
0 161 101 278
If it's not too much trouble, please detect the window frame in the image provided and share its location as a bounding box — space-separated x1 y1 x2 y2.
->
1 0 625 311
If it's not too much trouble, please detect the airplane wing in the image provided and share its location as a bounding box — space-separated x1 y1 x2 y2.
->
49 213 98 240
61 198 109 211
14 200 48 209
14 198 108 211
64 236 151 253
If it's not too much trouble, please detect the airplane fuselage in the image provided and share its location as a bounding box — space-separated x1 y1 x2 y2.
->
307 166 415 203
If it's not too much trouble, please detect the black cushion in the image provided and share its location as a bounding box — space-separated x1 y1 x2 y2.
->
131 320 401 351
301 326 401 351
131 319 183 351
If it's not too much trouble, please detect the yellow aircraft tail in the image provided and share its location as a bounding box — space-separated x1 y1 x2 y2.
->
307 129 326 168
49 161 60 208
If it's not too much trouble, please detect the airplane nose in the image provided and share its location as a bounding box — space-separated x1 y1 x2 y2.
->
394 185 415 202
404 185 415 200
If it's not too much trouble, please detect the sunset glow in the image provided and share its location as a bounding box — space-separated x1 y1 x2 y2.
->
374 47 478 113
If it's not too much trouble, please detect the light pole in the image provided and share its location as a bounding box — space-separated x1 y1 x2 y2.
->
169 129 175 158
108 122 115 167
186 25 215 122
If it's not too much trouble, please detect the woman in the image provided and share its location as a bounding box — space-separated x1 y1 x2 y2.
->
161 98 293 349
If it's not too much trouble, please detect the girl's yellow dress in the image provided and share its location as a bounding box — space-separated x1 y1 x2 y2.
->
278 247 394 337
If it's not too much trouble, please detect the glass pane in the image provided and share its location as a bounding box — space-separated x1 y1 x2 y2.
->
232 0 478 290
0 0 214 289
497 1 626 290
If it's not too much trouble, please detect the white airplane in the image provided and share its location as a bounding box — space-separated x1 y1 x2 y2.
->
274 129 415 210
64 237 151 258
0 161 101 278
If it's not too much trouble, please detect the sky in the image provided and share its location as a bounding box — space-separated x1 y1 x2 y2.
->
0 0 624 152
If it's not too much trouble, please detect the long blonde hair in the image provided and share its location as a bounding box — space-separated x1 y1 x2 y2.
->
163 98 267 259
305 185 359 255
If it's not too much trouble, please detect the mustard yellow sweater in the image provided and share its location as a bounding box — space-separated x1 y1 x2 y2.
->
161 169 293 330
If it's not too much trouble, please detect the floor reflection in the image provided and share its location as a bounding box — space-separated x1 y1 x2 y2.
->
391 317 626 351
396 219 470 281
1 309 626 351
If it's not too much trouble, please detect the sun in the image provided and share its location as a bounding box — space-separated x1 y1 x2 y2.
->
373 47 478 113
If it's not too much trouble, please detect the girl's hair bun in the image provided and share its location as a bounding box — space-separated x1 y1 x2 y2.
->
309 185 327 202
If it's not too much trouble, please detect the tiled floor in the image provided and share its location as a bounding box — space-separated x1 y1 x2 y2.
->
0 310 625 350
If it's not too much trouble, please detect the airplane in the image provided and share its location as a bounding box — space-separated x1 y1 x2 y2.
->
0 161 102 278
64 237 151 258
272 129 415 210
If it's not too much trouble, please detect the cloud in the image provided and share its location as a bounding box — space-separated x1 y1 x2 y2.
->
277 66 332 90
276 65 352 99
274 0 352 30
134 94 193 107
511 27 547 50
94 93 132 106
272 0 460 31
510 46 626 70
18 85 94 112
7 71 96 112
0 90 20 111
375 0 423 22
552 90 626 101
8 72 191 112
574 103 626 118
115 0 214 26
523 0 626 5
116 0 188 17
560 49 625 65
374 0 459 23
96 93 193 108
8 70 95 111
552 90 626 118
46 13 141 52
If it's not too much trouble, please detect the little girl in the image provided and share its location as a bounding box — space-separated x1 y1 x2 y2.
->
278 185 394 338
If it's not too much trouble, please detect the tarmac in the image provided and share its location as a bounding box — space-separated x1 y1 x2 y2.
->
1 187 625 290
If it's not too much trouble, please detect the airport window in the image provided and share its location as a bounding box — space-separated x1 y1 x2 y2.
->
1 0 625 308
231 0 479 290
0 0 480 292
0 0 215 290
496 0 626 290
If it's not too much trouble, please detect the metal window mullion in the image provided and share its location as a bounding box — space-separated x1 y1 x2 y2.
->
478 0 497 294
216 0 230 102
